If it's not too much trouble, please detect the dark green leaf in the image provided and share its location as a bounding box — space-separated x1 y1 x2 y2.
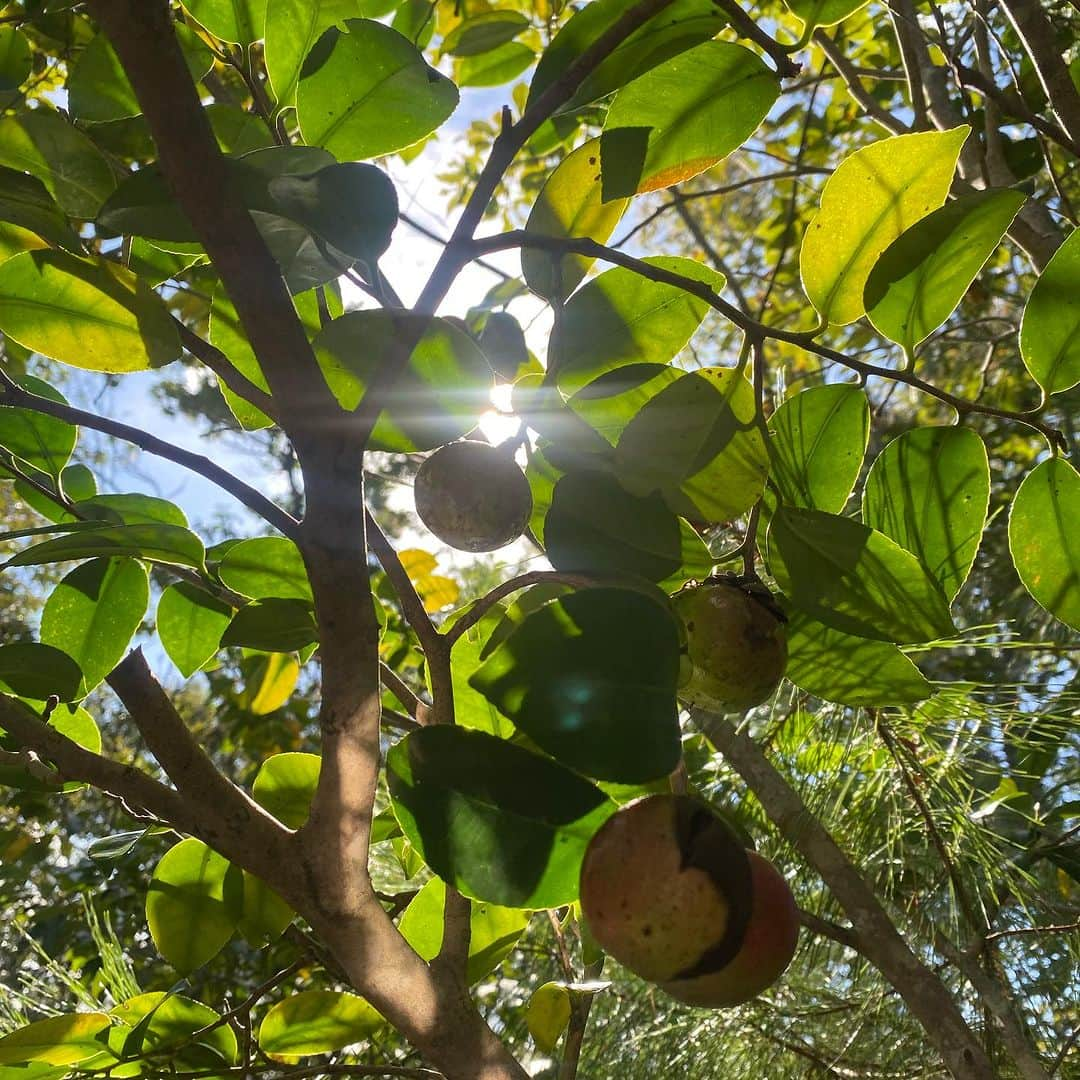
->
0 644 83 701
766 505 955 643
217 537 312 601
471 587 681 782
221 599 319 653
442 11 529 56
0 28 31 96
553 258 724 394
4 524 205 570
0 166 83 251
76 492 189 527
265 0 363 106
456 41 535 87
545 470 683 581
387 726 614 907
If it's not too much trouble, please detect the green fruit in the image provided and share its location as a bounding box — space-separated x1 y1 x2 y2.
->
526 981 571 1052
413 440 532 553
579 794 799 1009
674 578 787 713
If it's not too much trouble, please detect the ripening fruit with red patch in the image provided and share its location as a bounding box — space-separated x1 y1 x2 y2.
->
414 440 532 553
579 794 799 1008
674 577 787 714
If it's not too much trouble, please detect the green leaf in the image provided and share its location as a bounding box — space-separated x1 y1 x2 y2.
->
601 41 779 200
258 992 383 1059
297 20 458 160
180 0 267 44
5 524 206 570
221 599 318 653
239 651 300 715
107 993 237 1068
0 250 181 372
863 426 990 601
784 0 871 30
801 127 968 325
0 28 31 96
545 470 683 582
387 726 614 908
68 26 214 122
443 603 516 737
0 700 100 792
1019 226 1080 394
0 166 83 253
146 838 238 973
157 582 233 679
77 493 190 528
565 362 683 446
0 109 116 218
0 644 83 701
1008 457 1080 631
522 137 629 301
0 373 77 477
398 877 531 984
14 463 96 524
217 537 312 601
265 0 362 105
267 162 398 263
456 41 535 87
252 752 320 828
236 870 294 945
552 258 724 394
766 505 955 643
442 11 529 56
784 608 931 706
0 1015 111 1067
865 188 1025 354
40 557 149 694
767 383 869 512
471 587 681 783
527 0 726 113
615 367 769 524
314 310 492 452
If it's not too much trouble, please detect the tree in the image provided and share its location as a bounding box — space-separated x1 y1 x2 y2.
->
0 0 1076 1078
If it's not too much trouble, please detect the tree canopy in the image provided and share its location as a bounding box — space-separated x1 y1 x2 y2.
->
0 1 1076 1078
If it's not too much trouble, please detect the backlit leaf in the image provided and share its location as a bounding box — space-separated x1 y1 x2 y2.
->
1019 226 1080 394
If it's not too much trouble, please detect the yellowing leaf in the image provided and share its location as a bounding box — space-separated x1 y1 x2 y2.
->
800 128 968 326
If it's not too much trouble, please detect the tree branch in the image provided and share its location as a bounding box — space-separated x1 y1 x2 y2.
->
713 0 802 78
464 231 1066 449
176 322 280 423
86 0 334 444
0 369 299 537
380 662 432 725
697 711 996 1080
106 649 291 851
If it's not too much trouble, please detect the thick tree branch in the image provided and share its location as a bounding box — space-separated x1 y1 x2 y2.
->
107 650 291 852
0 370 299 537
86 0 334 443
999 0 1080 147
697 711 995 1080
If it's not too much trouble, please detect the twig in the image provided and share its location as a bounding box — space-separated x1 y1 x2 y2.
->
380 662 432 724
713 0 802 78
176 322 280 422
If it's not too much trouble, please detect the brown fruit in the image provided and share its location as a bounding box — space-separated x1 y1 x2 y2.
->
674 578 787 714
414 440 532 553
579 794 798 1008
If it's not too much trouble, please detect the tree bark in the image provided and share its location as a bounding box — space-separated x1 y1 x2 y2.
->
699 713 997 1080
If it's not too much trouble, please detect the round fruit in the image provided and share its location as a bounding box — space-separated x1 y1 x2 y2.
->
579 794 799 1008
661 849 799 1007
580 795 753 985
673 577 787 713
413 440 532 553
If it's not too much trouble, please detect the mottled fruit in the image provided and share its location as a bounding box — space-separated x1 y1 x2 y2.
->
674 579 787 713
579 794 799 1008
414 440 532 553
